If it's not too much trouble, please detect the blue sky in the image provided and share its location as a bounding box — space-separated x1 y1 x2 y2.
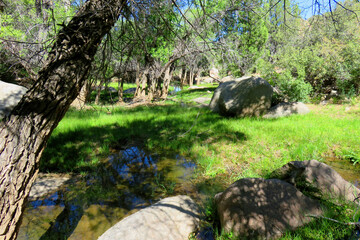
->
295 0 345 19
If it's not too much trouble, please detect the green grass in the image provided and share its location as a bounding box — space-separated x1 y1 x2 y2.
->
89 82 137 104
40 85 360 239
42 88 360 178
280 202 357 240
166 84 218 105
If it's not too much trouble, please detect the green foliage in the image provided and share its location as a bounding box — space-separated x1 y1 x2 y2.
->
281 202 356 240
340 149 360 165
0 0 76 76
275 71 312 102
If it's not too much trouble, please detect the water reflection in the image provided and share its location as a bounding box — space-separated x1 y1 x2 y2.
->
18 147 196 240
170 85 182 95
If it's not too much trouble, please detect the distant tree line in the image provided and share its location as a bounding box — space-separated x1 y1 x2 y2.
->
1 0 359 104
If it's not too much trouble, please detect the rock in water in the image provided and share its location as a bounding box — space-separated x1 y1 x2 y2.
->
0 81 27 118
98 195 200 240
215 178 323 239
263 102 310 119
270 160 360 203
209 76 273 117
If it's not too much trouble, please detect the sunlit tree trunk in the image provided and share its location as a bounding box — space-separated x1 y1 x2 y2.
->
117 77 124 103
95 74 104 104
134 61 141 97
139 68 149 98
189 71 194 87
181 69 187 88
161 65 173 99
147 73 157 101
71 81 91 109
0 1 125 239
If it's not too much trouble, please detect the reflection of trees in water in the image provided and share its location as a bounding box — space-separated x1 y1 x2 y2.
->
108 146 183 201
19 147 196 240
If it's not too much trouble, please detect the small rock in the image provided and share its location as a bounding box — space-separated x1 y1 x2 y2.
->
0 81 28 118
123 88 136 94
30 174 70 199
263 102 310 119
98 195 200 240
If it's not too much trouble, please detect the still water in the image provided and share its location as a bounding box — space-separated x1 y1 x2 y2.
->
18 147 197 240
324 157 360 184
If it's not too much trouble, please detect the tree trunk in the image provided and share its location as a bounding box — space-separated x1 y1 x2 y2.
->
0 1 125 239
181 70 187 88
134 61 141 97
189 71 194 87
147 73 156 101
161 66 173 99
95 77 104 105
117 76 125 103
71 81 90 109
139 68 149 99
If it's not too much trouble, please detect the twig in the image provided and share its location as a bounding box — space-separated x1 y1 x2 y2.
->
306 214 360 226
175 111 201 138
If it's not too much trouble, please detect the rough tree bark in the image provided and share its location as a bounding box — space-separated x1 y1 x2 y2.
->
117 77 124 103
0 0 125 239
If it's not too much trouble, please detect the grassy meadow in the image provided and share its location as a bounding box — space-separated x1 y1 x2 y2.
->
40 84 360 239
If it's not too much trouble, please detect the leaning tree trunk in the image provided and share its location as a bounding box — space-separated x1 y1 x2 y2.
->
0 1 125 239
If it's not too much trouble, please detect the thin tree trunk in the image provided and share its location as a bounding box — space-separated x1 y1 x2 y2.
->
95 77 104 105
161 66 173 99
181 70 187 88
178 68 183 82
189 71 194 87
134 61 141 97
0 1 125 239
71 81 90 109
147 73 156 101
139 68 149 98
117 77 124 103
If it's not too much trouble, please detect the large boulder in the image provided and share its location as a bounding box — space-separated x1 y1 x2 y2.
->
270 160 360 203
263 102 310 119
215 178 323 239
98 195 200 240
0 81 27 118
209 76 273 117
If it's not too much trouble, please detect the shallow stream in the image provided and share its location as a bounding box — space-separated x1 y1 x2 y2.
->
18 147 197 240
324 157 360 185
